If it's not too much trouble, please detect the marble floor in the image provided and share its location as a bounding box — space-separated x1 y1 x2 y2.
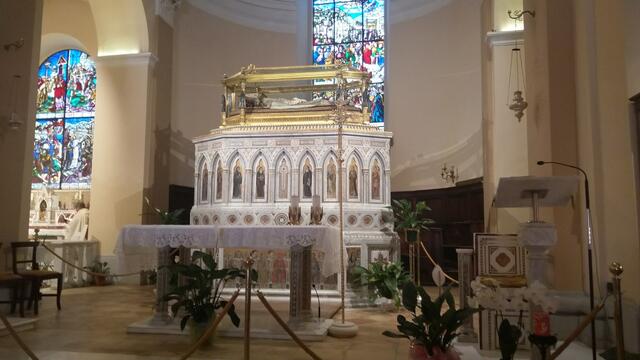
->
0 285 600 360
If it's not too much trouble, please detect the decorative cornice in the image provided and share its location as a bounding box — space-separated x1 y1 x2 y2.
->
486 30 524 47
193 123 392 144
96 52 158 66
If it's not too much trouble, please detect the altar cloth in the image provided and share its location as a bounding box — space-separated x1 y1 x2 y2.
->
115 225 341 277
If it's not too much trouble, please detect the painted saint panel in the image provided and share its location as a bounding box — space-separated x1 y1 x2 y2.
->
36 50 68 118
60 117 93 188
326 158 337 200
65 49 97 117
232 159 243 200
201 164 209 202
371 159 381 200
32 119 64 188
348 158 359 199
255 159 266 199
215 161 223 200
302 158 313 199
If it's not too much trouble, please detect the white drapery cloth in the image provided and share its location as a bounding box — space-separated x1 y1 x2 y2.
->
115 225 342 277
65 208 90 241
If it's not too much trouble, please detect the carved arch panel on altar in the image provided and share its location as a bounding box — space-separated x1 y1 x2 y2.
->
252 153 268 202
274 151 292 202
369 153 385 203
196 155 210 204
346 150 363 203
298 152 316 201
228 152 246 202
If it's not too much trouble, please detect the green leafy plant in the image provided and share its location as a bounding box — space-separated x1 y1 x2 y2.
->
84 260 111 286
388 199 434 233
351 261 409 309
383 281 477 356
163 250 256 331
498 318 522 360
84 260 110 275
145 197 186 225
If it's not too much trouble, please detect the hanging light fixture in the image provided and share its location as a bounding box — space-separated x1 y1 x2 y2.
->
506 10 534 122
507 44 527 122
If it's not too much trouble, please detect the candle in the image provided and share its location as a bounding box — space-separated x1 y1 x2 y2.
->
312 194 321 208
533 310 550 336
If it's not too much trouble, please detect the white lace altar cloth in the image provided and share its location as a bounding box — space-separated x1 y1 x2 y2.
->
115 225 341 277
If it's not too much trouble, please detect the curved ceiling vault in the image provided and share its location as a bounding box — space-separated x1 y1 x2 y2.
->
188 0 453 33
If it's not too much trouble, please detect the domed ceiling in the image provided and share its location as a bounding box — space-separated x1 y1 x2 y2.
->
188 0 452 33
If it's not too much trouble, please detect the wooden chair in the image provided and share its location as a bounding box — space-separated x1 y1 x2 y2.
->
0 244 25 317
11 241 63 315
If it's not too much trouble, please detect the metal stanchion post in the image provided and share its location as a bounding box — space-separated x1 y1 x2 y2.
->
244 253 255 360
610 262 625 360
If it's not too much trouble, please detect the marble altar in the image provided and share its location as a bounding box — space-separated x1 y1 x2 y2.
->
116 224 340 339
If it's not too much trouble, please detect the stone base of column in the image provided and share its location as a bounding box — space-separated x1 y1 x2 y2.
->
328 321 358 338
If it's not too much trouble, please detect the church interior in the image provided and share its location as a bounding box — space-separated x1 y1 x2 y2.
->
1 0 639 359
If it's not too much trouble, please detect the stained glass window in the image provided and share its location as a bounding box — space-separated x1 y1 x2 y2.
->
313 0 385 125
33 49 96 189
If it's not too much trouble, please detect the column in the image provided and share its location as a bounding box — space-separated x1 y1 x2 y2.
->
456 248 477 343
223 168 230 203
289 244 312 323
90 52 156 255
150 246 172 324
0 0 43 272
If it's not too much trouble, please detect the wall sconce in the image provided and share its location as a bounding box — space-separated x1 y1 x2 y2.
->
441 163 459 185
3 38 24 52
4 75 23 131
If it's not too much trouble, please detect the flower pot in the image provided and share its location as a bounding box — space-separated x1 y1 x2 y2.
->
94 275 107 286
404 229 420 243
409 344 460 360
189 319 214 348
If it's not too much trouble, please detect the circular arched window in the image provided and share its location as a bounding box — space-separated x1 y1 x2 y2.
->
32 49 96 189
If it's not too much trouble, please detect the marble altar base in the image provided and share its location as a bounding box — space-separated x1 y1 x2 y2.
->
127 293 340 341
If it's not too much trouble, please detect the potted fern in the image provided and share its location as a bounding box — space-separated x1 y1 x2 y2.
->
389 199 434 243
383 281 477 360
351 261 409 310
84 260 110 286
163 250 256 347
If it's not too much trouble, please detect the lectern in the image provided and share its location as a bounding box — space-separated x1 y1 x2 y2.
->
495 176 579 360
495 176 579 286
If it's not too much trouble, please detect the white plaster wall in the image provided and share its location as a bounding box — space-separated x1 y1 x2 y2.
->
170 2 298 187
388 0 483 191
624 0 640 97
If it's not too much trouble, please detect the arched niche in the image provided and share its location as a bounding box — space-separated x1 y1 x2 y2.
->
274 151 292 202
298 152 316 201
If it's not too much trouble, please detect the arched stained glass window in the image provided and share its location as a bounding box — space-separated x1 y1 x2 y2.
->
313 0 385 125
33 49 96 189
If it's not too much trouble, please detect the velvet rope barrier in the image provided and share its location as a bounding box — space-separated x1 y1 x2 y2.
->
0 313 39 360
179 289 240 360
418 241 459 284
39 241 141 278
549 296 608 360
256 291 322 360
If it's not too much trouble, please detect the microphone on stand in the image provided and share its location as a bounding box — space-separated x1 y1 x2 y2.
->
312 284 321 319
537 160 597 360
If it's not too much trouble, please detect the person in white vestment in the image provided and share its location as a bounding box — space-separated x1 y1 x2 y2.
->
65 200 90 241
